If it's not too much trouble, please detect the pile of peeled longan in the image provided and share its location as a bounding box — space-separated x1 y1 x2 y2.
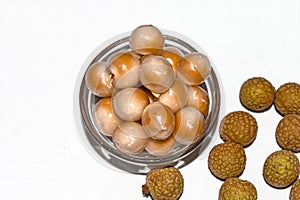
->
85 25 212 157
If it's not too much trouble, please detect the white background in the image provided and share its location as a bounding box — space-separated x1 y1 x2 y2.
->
1 0 300 199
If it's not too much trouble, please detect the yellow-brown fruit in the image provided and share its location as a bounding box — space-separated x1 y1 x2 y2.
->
276 114 300 152
219 178 257 200
208 142 246 180
290 179 300 200
220 111 258 147
142 167 184 200
274 82 300 116
263 150 300 188
239 77 275 112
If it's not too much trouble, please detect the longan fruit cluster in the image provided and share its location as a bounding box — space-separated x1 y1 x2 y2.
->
208 77 300 199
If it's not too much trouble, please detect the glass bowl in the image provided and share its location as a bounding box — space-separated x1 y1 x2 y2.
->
73 28 222 174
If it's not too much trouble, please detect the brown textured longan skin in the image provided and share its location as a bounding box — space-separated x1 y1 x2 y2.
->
290 179 300 200
276 114 300 152
220 111 258 147
239 77 275 112
143 167 184 200
274 82 300 116
219 178 257 200
263 150 300 188
208 142 246 180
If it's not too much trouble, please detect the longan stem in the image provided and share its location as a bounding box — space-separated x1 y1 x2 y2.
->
142 184 150 197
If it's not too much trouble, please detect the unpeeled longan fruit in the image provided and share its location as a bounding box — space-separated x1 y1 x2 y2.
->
220 111 258 147
275 114 300 152
263 150 299 188
290 179 300 200
219 178 257 200
208 142 246 180
239 77 275 112
274 82 300 116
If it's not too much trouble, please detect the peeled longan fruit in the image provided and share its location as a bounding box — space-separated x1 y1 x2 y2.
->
139 55 175 93
158 78 189 113
112 122 148 155
112 87 150 121
176 52 211 85
85 61 114 97
94 97 122 136
186 85 209 116
138 85 157 103
173 106 205 145
160 46 184 72
145 135 176 157
129 24 164 55
107 51 140 89
239 77 275 112
274 82 300 116
142 102 175 140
